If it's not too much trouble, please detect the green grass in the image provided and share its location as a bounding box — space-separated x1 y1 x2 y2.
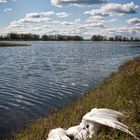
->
10 57 140 140
0 42 31 47
130 46 140 48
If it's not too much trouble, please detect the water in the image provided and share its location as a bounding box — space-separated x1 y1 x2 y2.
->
0 41 140 136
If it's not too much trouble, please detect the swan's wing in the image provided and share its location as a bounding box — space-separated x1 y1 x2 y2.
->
84 108 125 119
82 108 139 140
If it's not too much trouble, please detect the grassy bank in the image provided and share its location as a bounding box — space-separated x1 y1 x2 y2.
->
12 57 140 140
0 42 31 47
130 46 140 48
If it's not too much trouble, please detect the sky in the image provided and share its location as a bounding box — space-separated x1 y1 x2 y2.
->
0 0 140 38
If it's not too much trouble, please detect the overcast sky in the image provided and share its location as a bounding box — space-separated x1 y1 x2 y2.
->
0 0 140 38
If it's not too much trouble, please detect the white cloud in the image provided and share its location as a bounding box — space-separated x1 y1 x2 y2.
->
40 11 55 16
10 11 69 26
85 2 138 17
14 13 52 24
0 0 16 3
23 17 51 23
86 16 105 23
127 18 140 25
85 15 117 28
0 0 6 3
2 7 140 39
3 18 140 38
60 21 74 26
101 26 140 37
75 18 81 23
51 0 107 7
25 13 41 18
3 11 70 34
4 8 12 12
5 13 51 32
83 23 105 28
56 12 70 17
25 11 69 18
25 11 55 18
109 18 117 22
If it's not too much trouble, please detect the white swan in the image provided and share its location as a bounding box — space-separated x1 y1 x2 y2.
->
66 123 89 140
47 128 70 140
47 108 139 140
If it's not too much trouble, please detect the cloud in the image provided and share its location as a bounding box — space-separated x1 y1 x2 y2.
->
6 13 51 31
101 26 140 37
25 11 55 18
85 2 138 17
40 11 55 16
0 0 6 2
60 21 74 26
26 13 41 18
3 11 70 34
86 16 105 23
56 12 70 17
25 11 69 18
11 11 70 25
85 16 106 28
15 12 52 24
2 7 140 39
22 17 51 23
3 8 12 12
127 18 140 25
83 23 105 28
0 0 17 3
51 0 107 7
85 15 117 27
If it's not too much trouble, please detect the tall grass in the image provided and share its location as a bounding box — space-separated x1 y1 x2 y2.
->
11 57 140 140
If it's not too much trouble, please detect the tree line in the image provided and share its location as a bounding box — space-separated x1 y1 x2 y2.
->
0 33 139 42
90 35 140 42
0 33 84 41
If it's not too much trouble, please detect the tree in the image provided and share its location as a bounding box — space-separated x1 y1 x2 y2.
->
91 35 105 41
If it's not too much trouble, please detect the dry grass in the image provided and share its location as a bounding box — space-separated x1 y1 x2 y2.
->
11 57 140 140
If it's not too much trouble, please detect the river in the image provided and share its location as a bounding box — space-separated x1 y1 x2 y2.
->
0 41 140 136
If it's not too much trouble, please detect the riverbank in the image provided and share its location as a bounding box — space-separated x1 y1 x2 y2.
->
0 42 31 47
130 46 140 48
11 57 140 140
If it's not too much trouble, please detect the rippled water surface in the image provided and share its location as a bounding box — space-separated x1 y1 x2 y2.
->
0 41 140 135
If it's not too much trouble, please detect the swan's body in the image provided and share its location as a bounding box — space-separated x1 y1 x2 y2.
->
66 124 89 140
47 108 139 140
47 128 70 140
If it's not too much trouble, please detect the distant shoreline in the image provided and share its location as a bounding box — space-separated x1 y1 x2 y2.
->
0 33 140 42
0 41 140 48
0 42 31 47
1 40 140 42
